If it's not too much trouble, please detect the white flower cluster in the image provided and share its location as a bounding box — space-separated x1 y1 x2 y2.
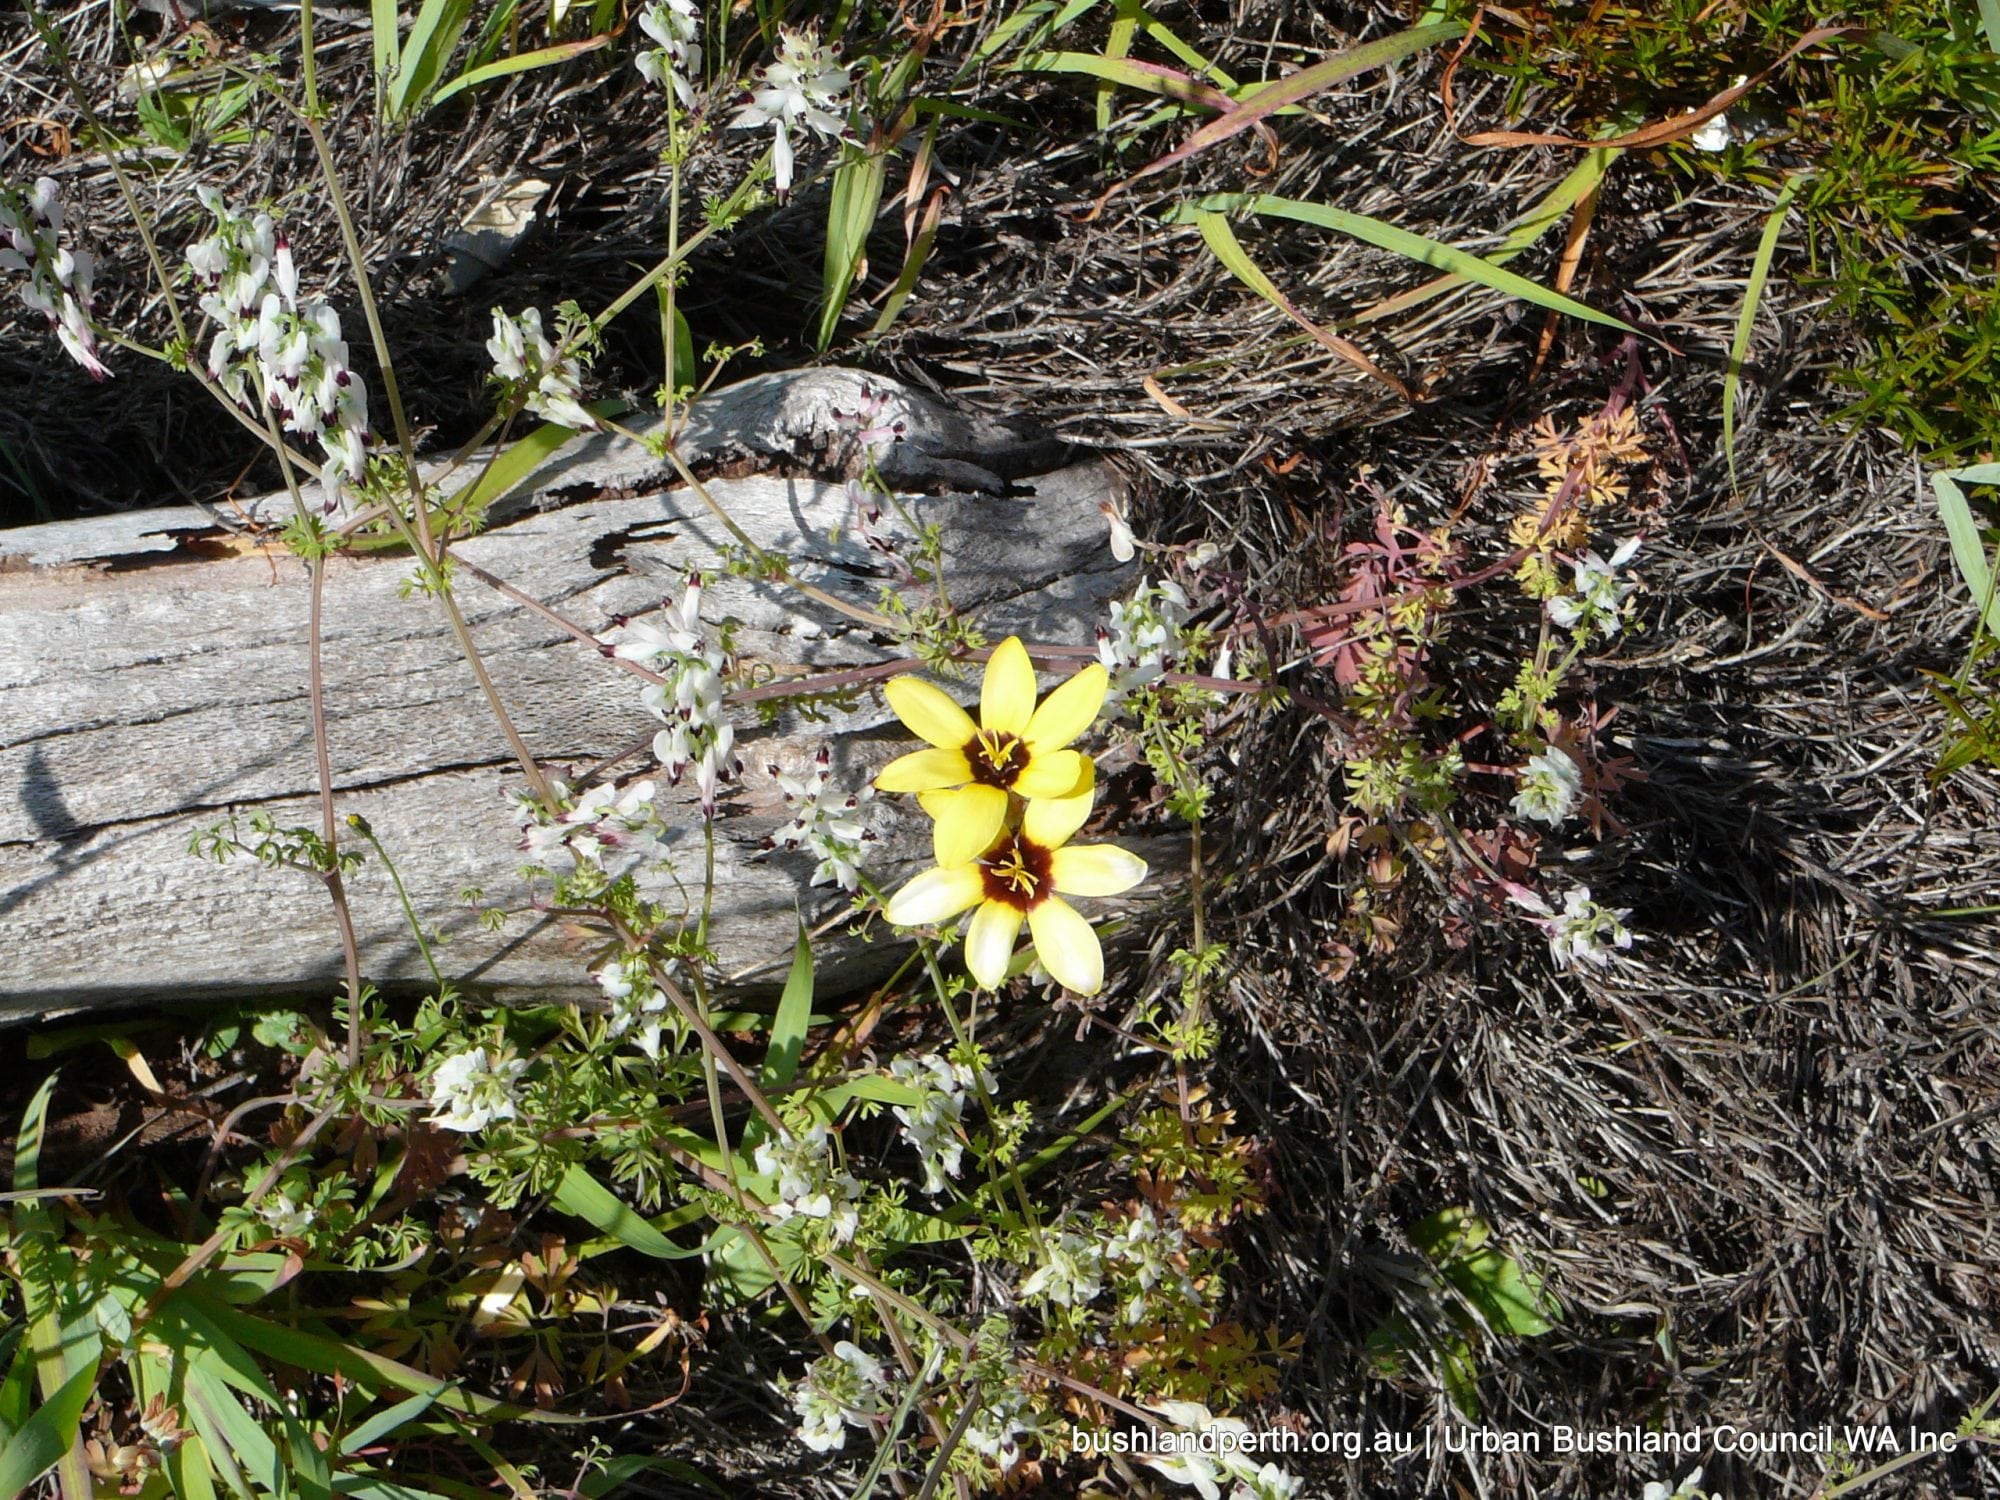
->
518 776 665 873
1097 578 1230 712
256 1190 316 1239
730 26 850 198
1106 1204 1198 1324
962 1381 1039 1472
1548 885 1634 970
600 576 738 816
1019 1228 1106 1308
766 748 872 891
1644 1467 1705 1500
187 188 369 508
753 1122 861 1244
487 306 600 432
634 0 702 110
427 1047 528 1133
887 1051 990 1194
0 176 109 380
1549 537 1641 640
1145 1401 1304 1500
592 952 675 1059
787 1340 886 1453
1512 744 1583 827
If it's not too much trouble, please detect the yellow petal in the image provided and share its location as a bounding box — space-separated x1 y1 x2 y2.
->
980 637 1037 737
920 785 1010 866
875 747 973 793
1012 748 1088 800
1049 844 1148 897
964 900 1024 989
1027 897 1103 995
1023 780 1097 849
885 676 977 749
1024 663 1108 752
885 865 985 927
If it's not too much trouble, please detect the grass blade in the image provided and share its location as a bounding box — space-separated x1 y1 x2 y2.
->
1191 209 1411 398
760 918 815 1091
1723 176 1799 493
429 35 610 107
552 1165 712 1260
1933 468 2000 644
1015 51 1234 111
0 1359 98 1499
817 146 889 351
1115 22 1464 196
1983 0 2000 52
1181 191 1639 335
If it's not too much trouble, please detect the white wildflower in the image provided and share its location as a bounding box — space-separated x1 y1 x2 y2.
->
1644 1467 1705 1500
730 27 850 199
1 176 110 380
487 305 600 431
1511 745 1583 827
516 776 666 876
599 575 738 817
634 0 702 109
1018 1229 1105 1308
786 1341 886 1453
427 1047 528 1133
1097 577 1195 712
186 192 370 509
1548 885 1635 970
593 951 673 1059
1145 1401 1304 1500
1548 537 1641 640
1105 1204 1197 1324
962 1382 1038 1472
764 747 872 891
753 1123 862 1245
256 1192 315 1239
886 1052 990 1194
1100 499 1137 562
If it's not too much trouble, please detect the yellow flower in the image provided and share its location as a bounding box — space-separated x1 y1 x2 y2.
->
883 782 1146 995
875 637 1107 866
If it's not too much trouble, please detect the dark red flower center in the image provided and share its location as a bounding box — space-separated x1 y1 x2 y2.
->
980 833 1053 911
965 729 1027 788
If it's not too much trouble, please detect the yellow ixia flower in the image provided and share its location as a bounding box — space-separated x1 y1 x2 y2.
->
875 637 1107 867
883 782 1146 995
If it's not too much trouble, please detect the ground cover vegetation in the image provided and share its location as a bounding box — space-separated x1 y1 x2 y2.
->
4 0 2000 1495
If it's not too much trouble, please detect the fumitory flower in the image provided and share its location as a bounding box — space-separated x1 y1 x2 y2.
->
876 636 1106 866
0 176 109 380
1548 536 1641 639
634 0 701 110
729 26 850 200
883 779 1146 995
487 305 600 431
1511 744 1583 827
427 1047 528 1133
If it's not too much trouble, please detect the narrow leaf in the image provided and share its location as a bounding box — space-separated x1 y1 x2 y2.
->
0 1359 97 1499
817 147 888 351
429 35 610 106
1723 176 1798 493
761 919 815 1091
1934 471 2000 640
552 1165 706 1261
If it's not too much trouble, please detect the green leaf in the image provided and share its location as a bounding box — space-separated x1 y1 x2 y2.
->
760 919 815 1092
388 0 474 120
1181 193 1639 335
336 1389 444 1457
429 34 610 107
552 1165 713 1260
1724 176 1799 493
1981 0 2000 53
372 0 400 88
1439 1334 1480 1420
0 1358 97 1499
1015 51 1234 111
1934 468 2000 643
817 146 889 352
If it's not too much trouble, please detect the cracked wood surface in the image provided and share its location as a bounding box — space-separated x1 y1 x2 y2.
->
0 369 1141 1018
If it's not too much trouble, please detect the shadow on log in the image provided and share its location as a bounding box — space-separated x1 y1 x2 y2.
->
0 369 1158 1019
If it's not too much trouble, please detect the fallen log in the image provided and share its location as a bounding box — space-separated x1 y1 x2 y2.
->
0 369 1150 1019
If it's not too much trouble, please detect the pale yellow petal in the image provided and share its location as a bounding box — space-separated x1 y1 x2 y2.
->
1022 780 1097 850
980 637 1037 737
875 747 973 793
920 785 1010 866
1024 663 1108 752
963 900 1024 990
1049 843 1148 897
1012 748 1088 800
884 865 985 927
885 676 977 749
1027 897 1104 995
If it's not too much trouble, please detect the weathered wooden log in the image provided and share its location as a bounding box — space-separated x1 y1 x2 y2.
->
0 369 1150 1019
